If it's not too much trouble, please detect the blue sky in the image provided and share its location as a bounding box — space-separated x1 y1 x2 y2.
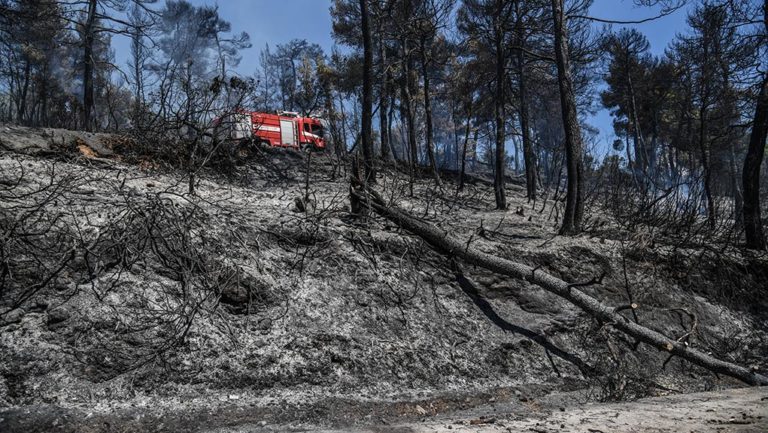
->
111 1 336 75
112 0 693 157
209 0 336 73
587 0 693 155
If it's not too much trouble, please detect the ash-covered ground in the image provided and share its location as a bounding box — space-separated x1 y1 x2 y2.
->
0 125 767 432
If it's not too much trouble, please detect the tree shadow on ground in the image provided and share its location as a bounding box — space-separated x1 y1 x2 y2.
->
455 271 595 377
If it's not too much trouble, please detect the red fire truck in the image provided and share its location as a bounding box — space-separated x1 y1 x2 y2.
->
217 110 326 151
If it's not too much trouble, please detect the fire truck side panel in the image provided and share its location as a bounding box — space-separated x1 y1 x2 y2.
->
251 113 282 147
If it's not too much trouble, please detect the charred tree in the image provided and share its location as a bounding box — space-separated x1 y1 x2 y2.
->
743 75 768 250
360 0 376 184
400 36 418 195
419 33 442 187
379 34 391 161
551 0 585 234
81 0 97 131
493 0 507 210
514 3 536 201
458 101 474 192
743 1 768 250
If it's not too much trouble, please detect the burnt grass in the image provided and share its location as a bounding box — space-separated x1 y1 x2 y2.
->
0 127 767 431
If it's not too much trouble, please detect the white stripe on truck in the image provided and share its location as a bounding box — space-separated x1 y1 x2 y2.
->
255 125 281 133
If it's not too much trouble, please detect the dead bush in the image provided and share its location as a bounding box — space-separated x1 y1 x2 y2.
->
67 190 251 376
0 159 81 322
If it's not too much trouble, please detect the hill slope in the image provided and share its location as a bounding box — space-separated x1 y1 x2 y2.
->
0 125 766 432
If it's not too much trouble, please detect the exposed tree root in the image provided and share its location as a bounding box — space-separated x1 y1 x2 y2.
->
351 184 768 386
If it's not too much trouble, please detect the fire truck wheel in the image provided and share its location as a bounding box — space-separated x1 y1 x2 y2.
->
236 141 254 159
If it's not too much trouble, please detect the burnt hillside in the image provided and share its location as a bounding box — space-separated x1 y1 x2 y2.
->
0 126 766 432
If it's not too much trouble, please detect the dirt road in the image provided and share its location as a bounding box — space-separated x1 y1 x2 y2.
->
204 387 768 433
371 387 767 433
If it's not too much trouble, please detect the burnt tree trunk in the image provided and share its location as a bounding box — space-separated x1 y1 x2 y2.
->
729 143 744 228
379 36 391 161
387 93 397 160
458 102 473 192
17 59 30 124
515 9 536 201
699 102 716 230
400 37 418 196
338 92 348 155
82 0 97 132
742 3 768 249
743 75 768 250
360 0 376 184
551 0 585 234
627 67 647 180
493 4 507 210
420 38 442 187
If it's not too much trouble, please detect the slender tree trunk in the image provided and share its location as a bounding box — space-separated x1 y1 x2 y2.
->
697 27 717 229
458 102 473 192
451 99 460 172
493 6 507 210
649 109 659 177
667 142 677 180
323 80 340 162
398 91 411 164
513 137 519 173
401 38 417 195
387 93 397 160
516 15 536 201
743 75 768 250
288 60 298 111
360 0 375 184
729 143 744 229
131 28 145 129
40 76 49 127
7 72 14 120
551 0 585 235
721 74 743 230
379 28 391 161
627 68 647 181
82 0 97 131
17 59 30 124
420 38 441 187
83 0 97 131
407 68 419 169
699 104 716 229
338 93 348 157
263 44 272 111
625 128 634 173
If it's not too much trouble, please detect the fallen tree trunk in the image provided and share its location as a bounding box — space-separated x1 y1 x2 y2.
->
351 185 768 386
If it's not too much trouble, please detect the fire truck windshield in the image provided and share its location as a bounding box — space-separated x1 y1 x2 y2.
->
311 124 324 138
